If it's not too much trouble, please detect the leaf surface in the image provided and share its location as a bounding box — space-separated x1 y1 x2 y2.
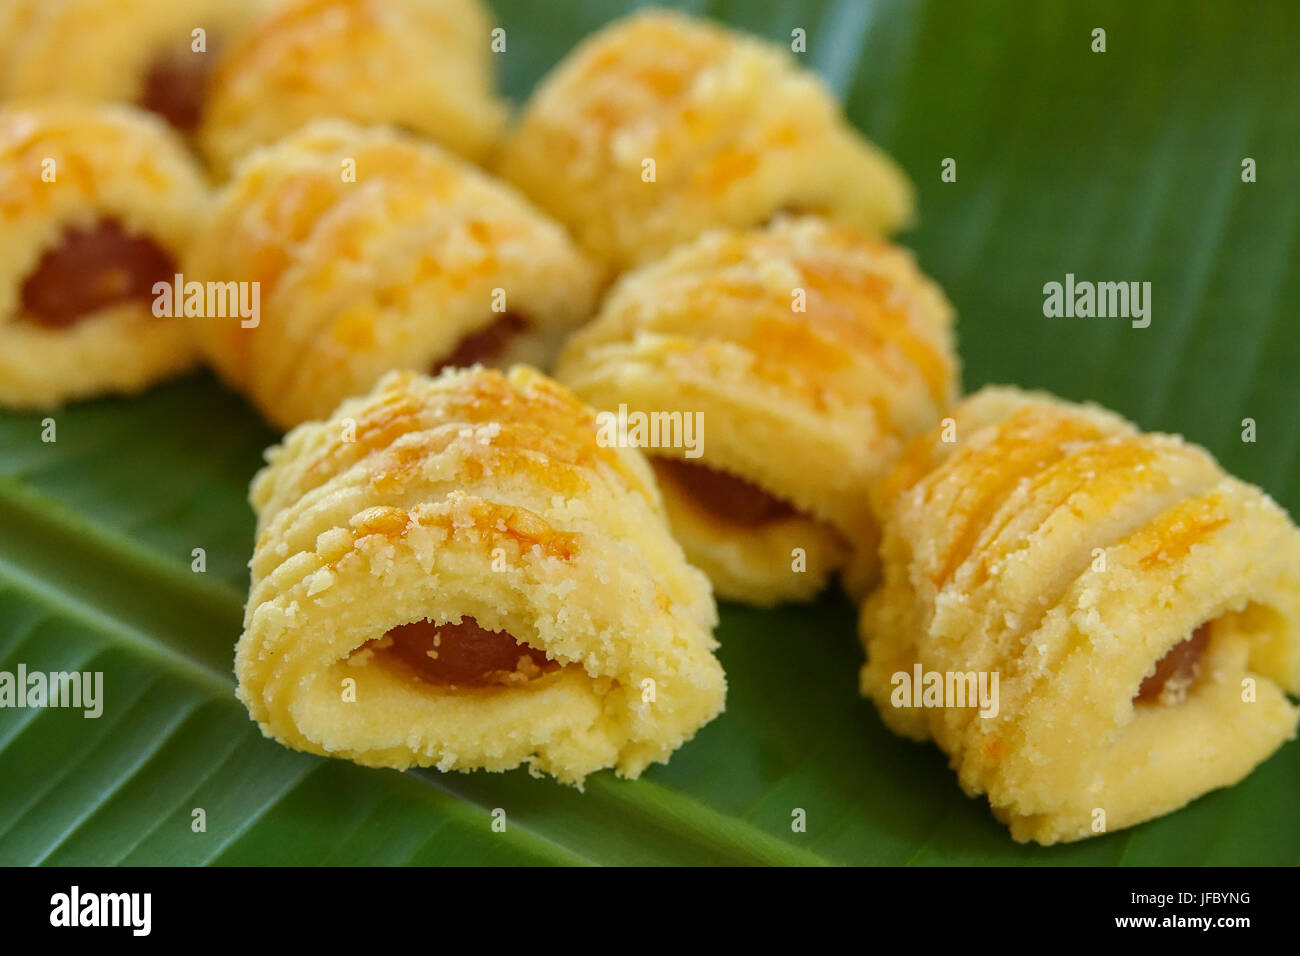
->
1 0 1296 865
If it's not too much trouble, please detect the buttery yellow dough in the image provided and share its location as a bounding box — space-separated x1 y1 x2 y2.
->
236 366 726 785
497 8 914 276
186 120 599 430
200 0 507 177
0 0 264 133
0 102 209 407
860 386 1300 844
555 216 957 604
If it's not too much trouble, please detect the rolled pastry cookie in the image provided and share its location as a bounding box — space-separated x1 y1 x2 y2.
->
186 120 599 430
0 0 265 136
0 102 209 408
859 386 1300 844
236 366 725 785
199 0 507 177
555 216 956 605
496 9 913 276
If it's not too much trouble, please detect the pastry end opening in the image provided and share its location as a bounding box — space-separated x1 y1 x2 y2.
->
357 616 556 689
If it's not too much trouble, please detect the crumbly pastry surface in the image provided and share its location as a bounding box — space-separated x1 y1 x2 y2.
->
187 120 598 430
200 0 507 176
0 102 209 407
236 366 725 785
859 386 1300 844
0 0 265 135
555 216 957 604
497 8 914 275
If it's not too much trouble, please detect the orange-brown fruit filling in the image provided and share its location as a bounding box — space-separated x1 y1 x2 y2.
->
656 458 798 526
1135 622 1211 703
139 45 219 134
433 312 530 372
379 617 554 687
763 205 833 227
20 220 176 328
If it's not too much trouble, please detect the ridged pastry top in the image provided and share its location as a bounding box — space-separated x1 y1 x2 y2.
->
187 120 598 429
870 389 1300 669
200 0 507 175
252 365 665 540
498 9 914 273
555 216 957 544
873 388 1160 597
247 365 714 632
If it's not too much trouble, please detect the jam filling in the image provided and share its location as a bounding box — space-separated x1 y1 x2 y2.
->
655 458 798 526
764 205 825 225
139 45 218 134
432 312 529 372
20 220 176 329
1135 622 1211 704
379 617 553 687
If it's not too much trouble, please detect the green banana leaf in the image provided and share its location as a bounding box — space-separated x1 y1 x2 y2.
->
2 0 1297 865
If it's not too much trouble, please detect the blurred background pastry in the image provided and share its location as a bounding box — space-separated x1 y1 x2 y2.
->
0 102 209 407
0 0 266 138
497 8 914 277
187 120 597 429
200 0 507 176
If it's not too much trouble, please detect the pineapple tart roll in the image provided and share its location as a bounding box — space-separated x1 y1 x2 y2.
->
0 102 209 408
199 0 507 177
0 0 265 136
554 216 957 605
187 120 598 430
860 386 1300 845
497 8 914 276
235 366 726 785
